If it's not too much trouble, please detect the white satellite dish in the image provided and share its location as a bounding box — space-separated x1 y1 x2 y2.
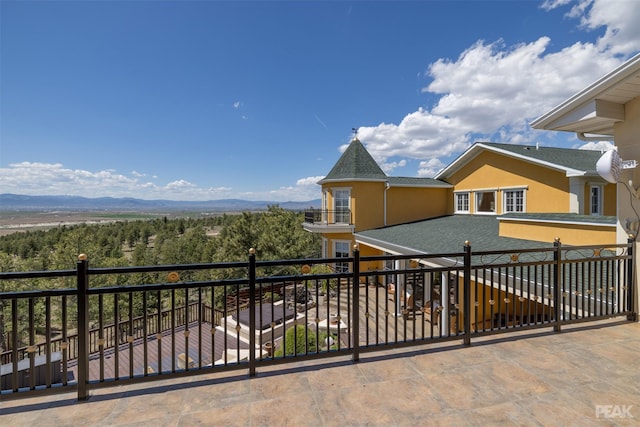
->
596 149 638 183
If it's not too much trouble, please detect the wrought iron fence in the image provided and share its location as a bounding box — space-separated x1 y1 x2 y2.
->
303 208 352 225
0 238 635 401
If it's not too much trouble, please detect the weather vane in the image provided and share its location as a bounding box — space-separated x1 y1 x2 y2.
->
352 127 358 138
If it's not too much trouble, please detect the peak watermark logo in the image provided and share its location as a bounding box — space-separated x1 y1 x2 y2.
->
595 405 634 419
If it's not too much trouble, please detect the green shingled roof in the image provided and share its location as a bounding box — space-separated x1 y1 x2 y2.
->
318 138 387 183
356 215 554 255
481 142 603 173
437 142 605 180
387 177 452 187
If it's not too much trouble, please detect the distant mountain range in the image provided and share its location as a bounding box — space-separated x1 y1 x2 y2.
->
0 193 321 212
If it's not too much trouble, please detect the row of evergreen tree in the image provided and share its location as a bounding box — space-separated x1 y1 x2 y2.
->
0 206 321 283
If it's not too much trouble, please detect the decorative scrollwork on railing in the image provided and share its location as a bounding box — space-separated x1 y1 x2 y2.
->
563 245 625 260
477 250 551 266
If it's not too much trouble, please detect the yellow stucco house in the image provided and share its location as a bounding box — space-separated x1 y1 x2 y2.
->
303 138 617 265
303 104 627 329
531 52 640 317
303 54 640 331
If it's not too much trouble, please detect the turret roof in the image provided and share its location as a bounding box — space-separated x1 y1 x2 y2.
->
318 138 387 183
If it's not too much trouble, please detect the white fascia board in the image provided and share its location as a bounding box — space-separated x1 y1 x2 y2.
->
355 234 422 256
354 234 461 268
530 53 640 130
536 99 624 132
436 143 587 179
434 143 486 179
497 217 616 228
317 178 387 184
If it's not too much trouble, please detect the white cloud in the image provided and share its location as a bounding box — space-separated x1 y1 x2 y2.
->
233 101 241 109
576 140 615 152
0 162 321 202
356 0 638 177
417 158 447 177
581 0 640 56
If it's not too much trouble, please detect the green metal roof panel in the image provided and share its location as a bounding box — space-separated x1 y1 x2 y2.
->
319 138 387 183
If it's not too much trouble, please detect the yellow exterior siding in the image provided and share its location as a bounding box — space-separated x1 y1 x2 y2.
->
323 182 385 232
351 182 385 232
603 184 617 216
583 182 617 216
386 187 451 225
447 151 570 213
499 220 616 245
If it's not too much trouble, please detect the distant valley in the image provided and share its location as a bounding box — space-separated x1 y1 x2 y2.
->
0 193 321 235
0 193 321 212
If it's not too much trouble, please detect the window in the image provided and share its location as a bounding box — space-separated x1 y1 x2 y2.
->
475 191 496 213
504 189 525 213
333 189 350 223
322 190 328 222
334 241 350 273
455 192 469 213
590 185 602 215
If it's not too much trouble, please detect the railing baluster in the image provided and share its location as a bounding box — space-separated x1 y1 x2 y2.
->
0 239 633 401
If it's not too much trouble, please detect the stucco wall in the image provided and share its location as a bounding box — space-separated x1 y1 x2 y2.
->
386 186 451 225
499 220 616 245
447 151 571 214
613 95 640 315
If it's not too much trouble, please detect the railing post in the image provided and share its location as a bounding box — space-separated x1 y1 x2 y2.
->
76 254 90 401
248 248 256 377
352 245 360 362
553 238 562 333
463 241 471 346
627 235 637 321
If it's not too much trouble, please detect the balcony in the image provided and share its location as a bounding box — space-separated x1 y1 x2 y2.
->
303 209 354 233
0 239 637 423
1 318 638 424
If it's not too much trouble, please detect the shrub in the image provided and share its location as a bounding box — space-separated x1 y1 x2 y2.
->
274 325 316 356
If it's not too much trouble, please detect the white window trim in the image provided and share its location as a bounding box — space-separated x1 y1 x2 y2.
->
333 240 351 272
332 187 351 224
502 188 527 214
454 191 470 214
474 190 497 215
499 185 529 191
589 184 603 216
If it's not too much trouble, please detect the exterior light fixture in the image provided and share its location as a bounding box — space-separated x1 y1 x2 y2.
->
596 149 640 199
596 149 637 184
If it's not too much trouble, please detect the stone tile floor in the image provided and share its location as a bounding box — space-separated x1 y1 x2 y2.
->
1 319 638 426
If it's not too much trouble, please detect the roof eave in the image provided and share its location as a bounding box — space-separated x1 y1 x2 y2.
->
435 142 587 179
317 177 388 185
530 53 640 133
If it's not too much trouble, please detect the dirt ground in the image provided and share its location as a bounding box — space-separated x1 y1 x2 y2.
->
0 211 158 236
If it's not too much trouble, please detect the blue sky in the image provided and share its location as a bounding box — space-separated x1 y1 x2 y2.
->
1 0 639 202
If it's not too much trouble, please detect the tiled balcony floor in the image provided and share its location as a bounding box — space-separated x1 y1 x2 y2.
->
1 319 638 426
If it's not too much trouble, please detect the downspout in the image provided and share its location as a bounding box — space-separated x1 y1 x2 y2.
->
384 181 390 226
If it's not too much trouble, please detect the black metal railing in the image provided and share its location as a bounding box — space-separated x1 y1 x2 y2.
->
0 238 635 401
303 209 352 225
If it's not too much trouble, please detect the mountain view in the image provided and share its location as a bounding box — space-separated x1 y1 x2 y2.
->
0 193 321 212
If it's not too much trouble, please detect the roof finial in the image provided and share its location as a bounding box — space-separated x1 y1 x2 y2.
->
351 127 359 142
